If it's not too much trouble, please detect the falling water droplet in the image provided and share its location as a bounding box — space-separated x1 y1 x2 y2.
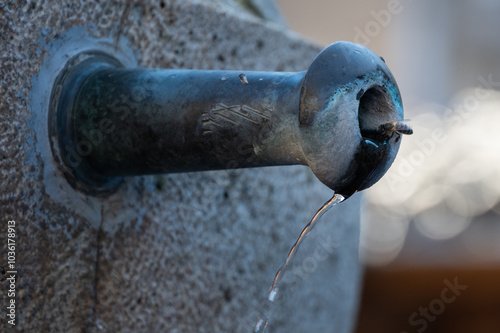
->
254 193 345 332
268 287 278 302
254 318 267 333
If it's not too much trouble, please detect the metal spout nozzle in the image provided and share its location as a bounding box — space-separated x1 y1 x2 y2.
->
50 41 404 196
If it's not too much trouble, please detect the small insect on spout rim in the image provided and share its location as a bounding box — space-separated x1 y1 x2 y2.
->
378 120 413 143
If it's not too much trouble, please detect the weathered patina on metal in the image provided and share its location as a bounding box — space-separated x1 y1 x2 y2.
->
51 41 404 197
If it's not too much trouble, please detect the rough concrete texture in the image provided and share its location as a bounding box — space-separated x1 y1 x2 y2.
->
0 0 362 332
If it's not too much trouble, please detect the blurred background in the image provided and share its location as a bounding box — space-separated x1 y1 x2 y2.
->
276 0 500 332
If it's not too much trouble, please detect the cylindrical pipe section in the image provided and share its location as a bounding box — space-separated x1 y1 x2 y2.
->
72 67 307 176
51 42 406 197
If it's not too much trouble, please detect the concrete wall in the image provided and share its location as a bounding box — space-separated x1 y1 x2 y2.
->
1 0 362 332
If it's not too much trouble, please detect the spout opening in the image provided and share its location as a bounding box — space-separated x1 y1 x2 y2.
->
313 84 402 197
357 85 398 140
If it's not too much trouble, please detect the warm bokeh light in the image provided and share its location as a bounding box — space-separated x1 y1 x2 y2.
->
361 89 500 265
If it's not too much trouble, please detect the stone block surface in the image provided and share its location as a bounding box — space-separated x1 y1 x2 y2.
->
0 0 362 332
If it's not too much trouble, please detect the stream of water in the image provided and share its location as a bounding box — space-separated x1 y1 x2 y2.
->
253 193 345 332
